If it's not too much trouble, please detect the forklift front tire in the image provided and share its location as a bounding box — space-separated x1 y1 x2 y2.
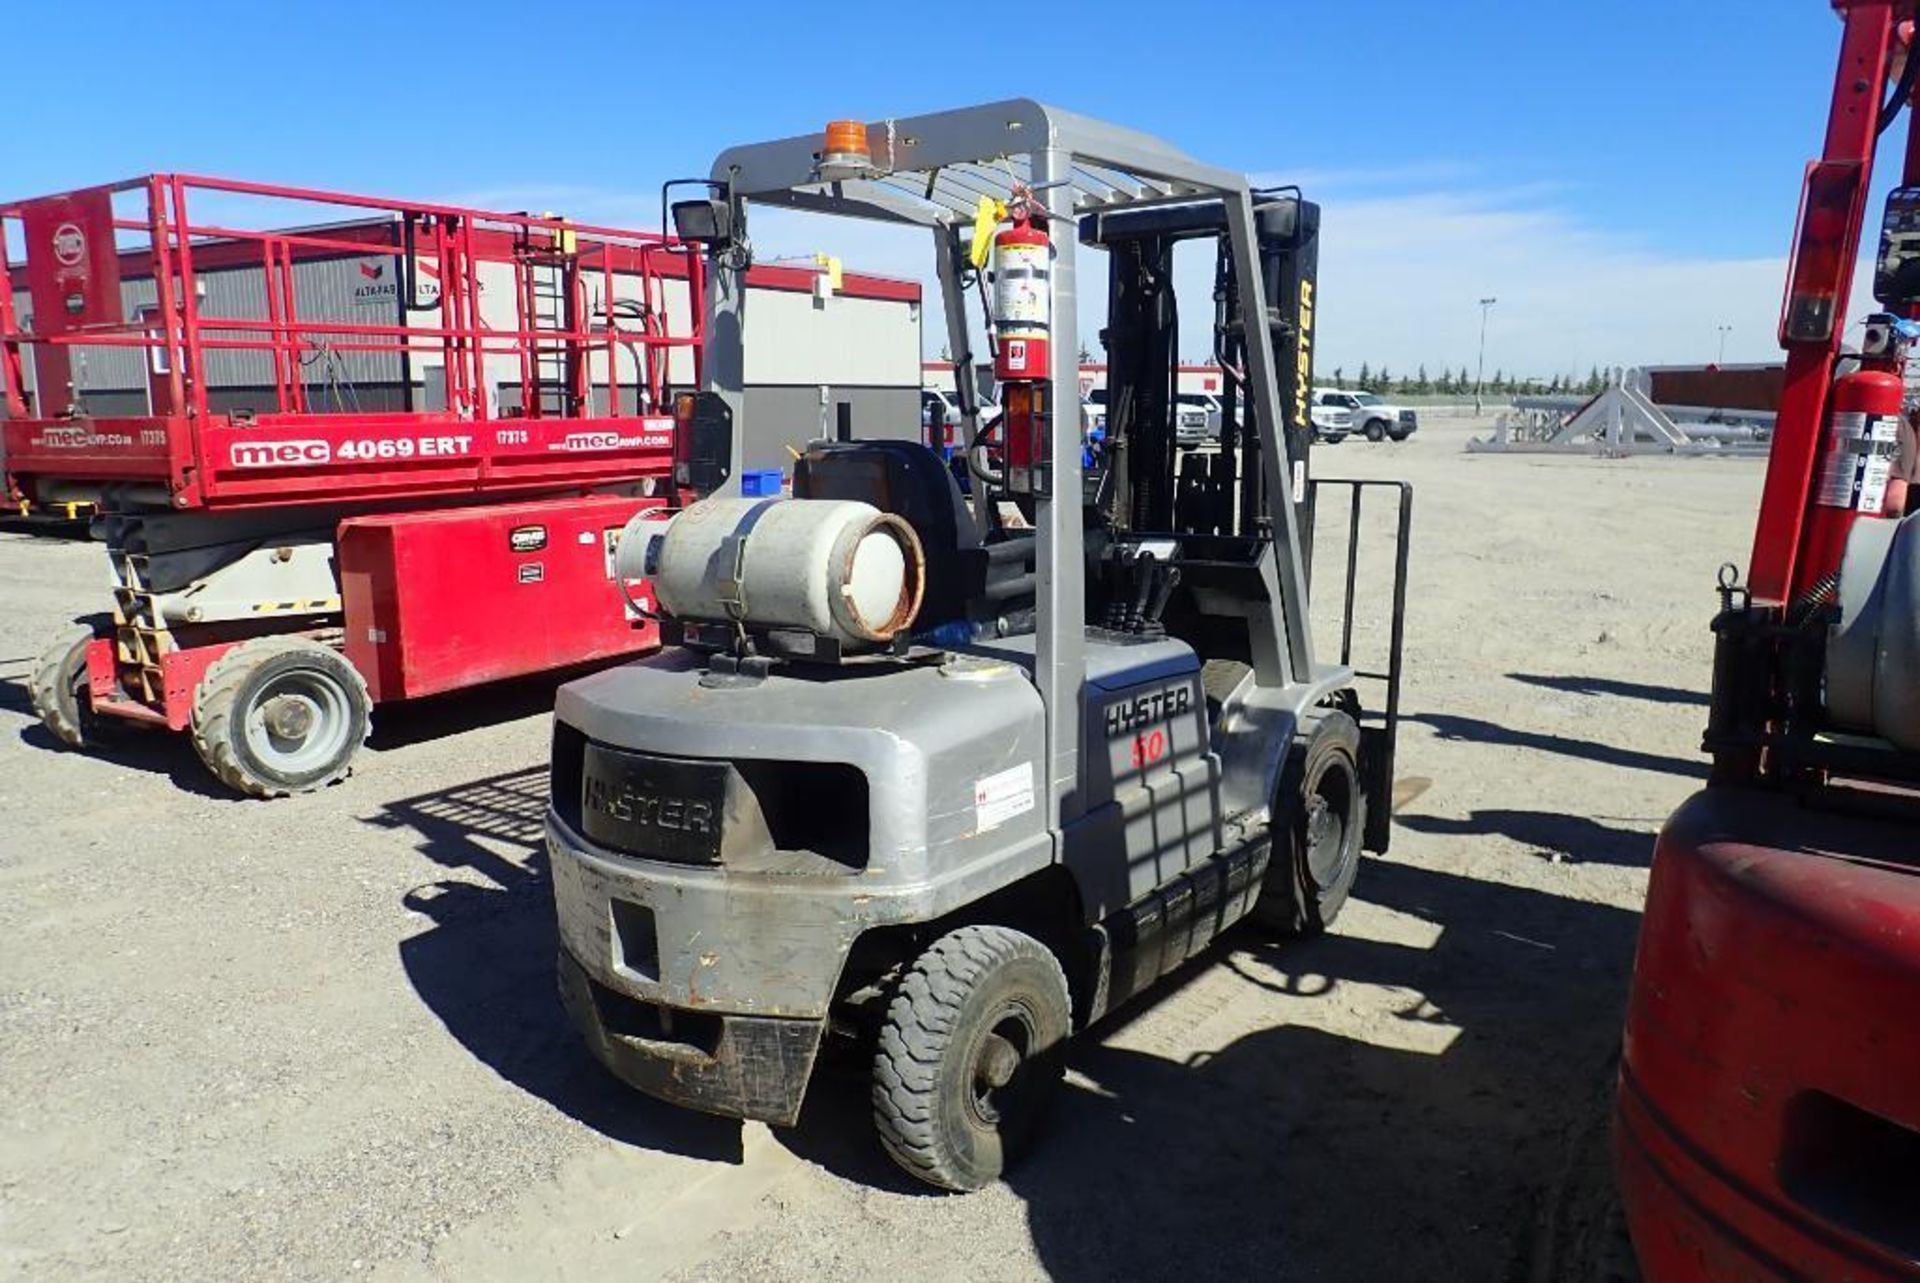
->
30 625 104 749
1253 710 1366 936
191 637 371 798
872 925 1071 1192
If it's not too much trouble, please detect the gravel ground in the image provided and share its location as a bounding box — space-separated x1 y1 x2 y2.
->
0 416 1757 1281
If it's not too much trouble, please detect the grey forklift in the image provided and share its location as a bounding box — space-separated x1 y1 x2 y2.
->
545 101 1411 1191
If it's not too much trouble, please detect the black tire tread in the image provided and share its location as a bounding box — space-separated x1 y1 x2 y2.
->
189 636 370 799
1252 709 1365 936
872 925 1068 1191
29 625 95 749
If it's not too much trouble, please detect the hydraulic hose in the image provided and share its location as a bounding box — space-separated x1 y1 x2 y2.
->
1879 39 1918 136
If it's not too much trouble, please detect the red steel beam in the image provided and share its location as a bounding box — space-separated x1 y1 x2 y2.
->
1747 0 1896 605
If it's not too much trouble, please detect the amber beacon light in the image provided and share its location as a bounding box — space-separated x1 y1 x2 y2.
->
818 119 874 180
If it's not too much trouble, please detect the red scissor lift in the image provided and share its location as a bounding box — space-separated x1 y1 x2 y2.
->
2 174 700 795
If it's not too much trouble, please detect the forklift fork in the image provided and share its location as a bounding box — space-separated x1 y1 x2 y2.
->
1309 477 1413 852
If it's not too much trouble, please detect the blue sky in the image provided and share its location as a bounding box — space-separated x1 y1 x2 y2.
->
0 1 1883 374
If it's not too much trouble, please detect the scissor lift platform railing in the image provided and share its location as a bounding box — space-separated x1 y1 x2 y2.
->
2 174 701 513
6 408 678 511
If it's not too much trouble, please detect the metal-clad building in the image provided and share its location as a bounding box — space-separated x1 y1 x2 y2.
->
6 223 921 471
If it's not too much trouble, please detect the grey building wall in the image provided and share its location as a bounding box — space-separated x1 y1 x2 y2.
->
9 254 406 412
738 385 921 472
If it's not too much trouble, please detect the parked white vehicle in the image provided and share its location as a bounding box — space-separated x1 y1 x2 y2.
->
1086 387 1214 446
1312 387 1419 442
1175 392 1221 444
920 388 965 432
1309 397 1354 443
920 387 998 442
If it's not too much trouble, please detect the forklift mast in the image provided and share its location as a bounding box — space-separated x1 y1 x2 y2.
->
1747 0 1913 607
1081 193 1320 541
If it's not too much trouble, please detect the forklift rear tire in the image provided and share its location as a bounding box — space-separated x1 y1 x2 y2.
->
1252 710 1366 936
190 637 371 799
30 625 104 749
872 925 1071 1192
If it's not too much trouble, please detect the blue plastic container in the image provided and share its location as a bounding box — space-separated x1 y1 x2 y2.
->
740 468 784 497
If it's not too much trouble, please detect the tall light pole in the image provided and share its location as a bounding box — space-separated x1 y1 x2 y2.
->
1716 324 1732 364
1475 297 1497 414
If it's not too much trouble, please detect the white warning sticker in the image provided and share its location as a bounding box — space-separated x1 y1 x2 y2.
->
974 762 1036 833
1816 411 1900 511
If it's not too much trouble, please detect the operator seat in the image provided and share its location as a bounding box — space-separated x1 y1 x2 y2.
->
791 439 988 628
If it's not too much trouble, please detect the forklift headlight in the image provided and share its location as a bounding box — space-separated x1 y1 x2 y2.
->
671 198 733 246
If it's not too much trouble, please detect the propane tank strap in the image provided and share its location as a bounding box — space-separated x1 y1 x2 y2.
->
717 532 749 620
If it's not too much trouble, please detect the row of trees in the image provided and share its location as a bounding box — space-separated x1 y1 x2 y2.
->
959 345 1613 399
1321 363 1610 398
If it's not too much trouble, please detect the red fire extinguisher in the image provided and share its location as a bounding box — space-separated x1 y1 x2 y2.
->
992 214 1051 383
987 204 1053 495
1795 363 1905 603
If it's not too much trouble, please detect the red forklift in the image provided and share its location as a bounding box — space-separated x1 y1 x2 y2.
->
2 175 701 796
1617 3 1920 1278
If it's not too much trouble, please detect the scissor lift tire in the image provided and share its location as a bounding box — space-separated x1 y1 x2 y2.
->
190 637 371 799
29 625 101 749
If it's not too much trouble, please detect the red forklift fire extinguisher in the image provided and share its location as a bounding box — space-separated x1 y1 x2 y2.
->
1795 363 1905 605
991 208 1052 495
993 215 1051 382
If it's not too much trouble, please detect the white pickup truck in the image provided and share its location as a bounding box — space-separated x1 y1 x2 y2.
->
1312 388 1419 442
1309 397 1354 443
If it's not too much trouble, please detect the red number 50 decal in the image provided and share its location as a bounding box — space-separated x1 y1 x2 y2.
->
1131 729 1167 769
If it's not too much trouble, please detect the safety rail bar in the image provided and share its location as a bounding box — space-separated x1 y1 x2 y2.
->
0 173 704 423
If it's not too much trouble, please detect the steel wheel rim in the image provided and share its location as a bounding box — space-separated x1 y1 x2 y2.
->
1305 760 1356 889
242 668 353 773
967 1005 1037 1130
